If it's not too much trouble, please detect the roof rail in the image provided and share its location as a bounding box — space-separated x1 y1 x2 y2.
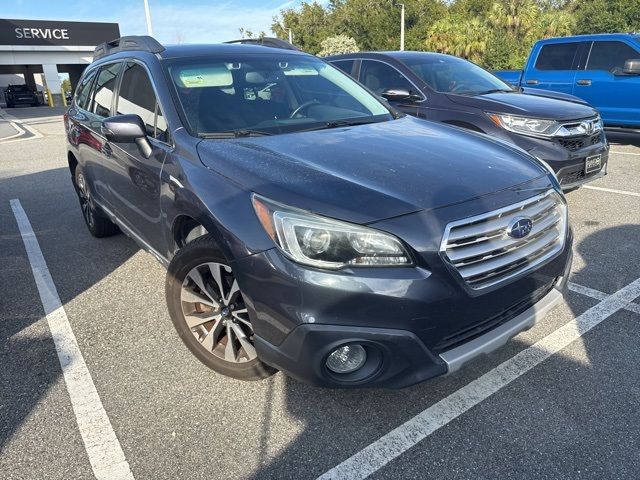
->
94 35 165 60
225 37 301 51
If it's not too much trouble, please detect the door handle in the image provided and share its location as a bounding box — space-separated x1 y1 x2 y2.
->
525 79 539 85
576 79 592 86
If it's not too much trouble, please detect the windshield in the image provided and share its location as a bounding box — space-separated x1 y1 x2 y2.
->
403 55 513 96
165 54 393 136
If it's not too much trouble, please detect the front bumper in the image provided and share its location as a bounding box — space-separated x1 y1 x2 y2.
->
235 230 573 389
255 275 567 388
507 131 609 190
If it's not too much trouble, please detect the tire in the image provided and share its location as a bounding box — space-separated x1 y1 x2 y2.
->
74 166 120 237
166 234 276 381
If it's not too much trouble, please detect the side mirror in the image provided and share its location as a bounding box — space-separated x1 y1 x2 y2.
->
623 59 640 75
101 114 152 158
381 88 421 102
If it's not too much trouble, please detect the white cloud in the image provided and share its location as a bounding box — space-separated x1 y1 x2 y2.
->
117 1 296 44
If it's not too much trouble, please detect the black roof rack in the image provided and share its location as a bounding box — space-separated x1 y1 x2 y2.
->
94 35 165 60
225 37 301 51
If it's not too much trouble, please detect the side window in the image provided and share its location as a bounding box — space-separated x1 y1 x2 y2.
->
91 62 123 118
359 60 415 95
75 68 97 110
587 41 640 72
332 60 355 76
116 62 158 138
535 43 579 71
155 103 168 143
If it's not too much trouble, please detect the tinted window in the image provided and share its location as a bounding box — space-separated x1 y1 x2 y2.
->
404 55 512 94
155 104 168 143
117 62 158 138
535 43 579 71
75 68 97 110
166 54 391 136
587 41 640 72
91 62 122 117
332 60 355 76
359 60 415 95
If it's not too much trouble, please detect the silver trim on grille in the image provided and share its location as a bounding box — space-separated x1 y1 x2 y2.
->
440 190 567 290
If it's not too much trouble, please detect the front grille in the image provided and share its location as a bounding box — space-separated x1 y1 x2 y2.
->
440 190 567 290
557 132 603 151
559 169 585 185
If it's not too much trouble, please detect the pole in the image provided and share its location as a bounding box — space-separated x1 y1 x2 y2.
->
143 0 154 37
399 3 405 51
288 28 293 44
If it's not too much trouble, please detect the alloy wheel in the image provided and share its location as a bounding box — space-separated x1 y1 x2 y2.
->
76 172 94 228
180 262 257 363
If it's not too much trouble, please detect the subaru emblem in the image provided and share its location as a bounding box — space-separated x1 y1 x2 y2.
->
507 217 533 239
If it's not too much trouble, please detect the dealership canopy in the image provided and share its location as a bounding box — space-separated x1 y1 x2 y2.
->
0 18 120 106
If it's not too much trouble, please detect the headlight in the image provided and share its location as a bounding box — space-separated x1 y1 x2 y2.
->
488 113 560 137
252 195 412 269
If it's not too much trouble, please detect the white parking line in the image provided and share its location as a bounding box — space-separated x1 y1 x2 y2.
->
583 185 640 197
568 282 640 315
318 277 640 480
0 108 43 143
10 199 134 480
609 150 640 157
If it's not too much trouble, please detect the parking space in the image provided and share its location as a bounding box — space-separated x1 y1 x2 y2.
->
2 108 640 480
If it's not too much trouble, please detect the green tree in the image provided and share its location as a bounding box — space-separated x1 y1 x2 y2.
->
271 1 331 54
318 34 360 56
61 78 71 94
572 0 640 34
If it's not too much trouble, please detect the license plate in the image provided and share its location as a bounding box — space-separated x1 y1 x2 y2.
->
585 154 602 174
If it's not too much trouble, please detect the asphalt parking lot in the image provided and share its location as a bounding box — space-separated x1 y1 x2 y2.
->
2 106 640 480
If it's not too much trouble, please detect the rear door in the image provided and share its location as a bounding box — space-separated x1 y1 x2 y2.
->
575 40 640 127
108 60 171 246
522 42 580 95
77 61 124 209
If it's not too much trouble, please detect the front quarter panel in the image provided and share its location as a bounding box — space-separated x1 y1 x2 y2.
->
159 131 274 262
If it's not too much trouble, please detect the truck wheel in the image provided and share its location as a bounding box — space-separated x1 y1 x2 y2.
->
74 166 120 237
166 234 276 381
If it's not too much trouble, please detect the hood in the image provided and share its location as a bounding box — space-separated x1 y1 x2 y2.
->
197 116 549 224
519 87 590 106
447 91 597 121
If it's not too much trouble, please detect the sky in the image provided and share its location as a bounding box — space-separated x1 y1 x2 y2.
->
2 0 319 44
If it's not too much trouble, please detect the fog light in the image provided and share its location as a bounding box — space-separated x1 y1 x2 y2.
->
326 344 367 374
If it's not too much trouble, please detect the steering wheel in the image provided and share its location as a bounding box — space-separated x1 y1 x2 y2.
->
289 99 320 119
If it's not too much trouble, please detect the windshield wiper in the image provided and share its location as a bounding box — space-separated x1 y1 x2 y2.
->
477 89 516 95
299 118 382 133
199 129 273 139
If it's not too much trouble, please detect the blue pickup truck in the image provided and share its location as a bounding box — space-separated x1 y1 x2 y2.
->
496 33 640 129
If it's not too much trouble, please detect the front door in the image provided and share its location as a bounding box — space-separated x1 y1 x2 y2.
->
107 61 171 248
358 59 425 117
574 40 640 127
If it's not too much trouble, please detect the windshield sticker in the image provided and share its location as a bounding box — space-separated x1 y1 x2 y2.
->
177 66 233 88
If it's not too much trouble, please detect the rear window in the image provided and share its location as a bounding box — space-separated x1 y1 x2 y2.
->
535 43 579 71
90 62 123 118
10 85 30 91
331 60 355 76
75 68 97 110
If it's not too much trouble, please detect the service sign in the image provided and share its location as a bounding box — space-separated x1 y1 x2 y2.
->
0 19 120 46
